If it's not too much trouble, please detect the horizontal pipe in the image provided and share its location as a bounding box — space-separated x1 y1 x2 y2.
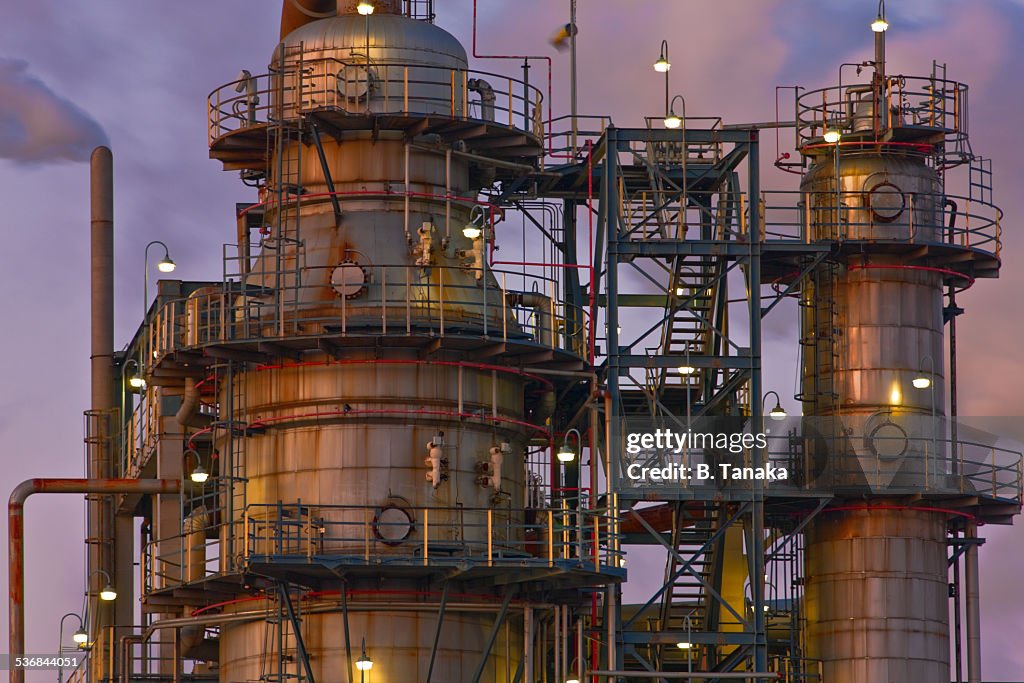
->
9 478 180 683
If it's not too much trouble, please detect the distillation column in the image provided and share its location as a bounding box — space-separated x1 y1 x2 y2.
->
798 92 951 683
170 2 599 680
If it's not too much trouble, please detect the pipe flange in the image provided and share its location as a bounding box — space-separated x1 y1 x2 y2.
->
330 260 367 300
865 181 906 223
372 503 415 546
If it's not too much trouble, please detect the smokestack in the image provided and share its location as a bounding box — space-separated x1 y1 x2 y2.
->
88 146 115 637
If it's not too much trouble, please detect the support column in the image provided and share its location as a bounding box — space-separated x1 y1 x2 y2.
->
965 524 981 683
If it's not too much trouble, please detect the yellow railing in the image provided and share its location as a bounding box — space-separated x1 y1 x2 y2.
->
795 75 967 148
760 189 1002 257
237 501 622 572
146 264 590 364
209 58 544 145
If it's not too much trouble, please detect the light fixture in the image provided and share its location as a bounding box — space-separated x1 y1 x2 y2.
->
463 225 482 240
763 390 787 421
557 428 581 463
357 1 375 15
356 637 373 671
678 365 696 375
676 641 692 649
823 128 842 144
72 628 88 645
87 569 117 602
129 374 146 390
653 39 671 73
157 256 176 273
566 679 581 683
664 94 685 130
871 16 889 32
190 463 209 484
912 376 931 389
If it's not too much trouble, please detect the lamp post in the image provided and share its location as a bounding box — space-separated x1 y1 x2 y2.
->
57 613 86 683
653 39 671 118
185 448 210 484
355 637 373 682
557 428 581 464
664 95 685 130
762 391 787 421
144 240 176 326
86 569 117 602
675 613 694 673
358 2 373 112
142 240 176 378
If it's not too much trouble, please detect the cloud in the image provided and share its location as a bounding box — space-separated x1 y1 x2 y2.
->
0 58 108 164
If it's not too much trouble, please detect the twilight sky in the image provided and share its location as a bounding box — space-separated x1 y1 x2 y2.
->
1 0 1023 678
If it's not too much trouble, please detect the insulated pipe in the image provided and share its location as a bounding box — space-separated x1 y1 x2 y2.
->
175 377 210 428
508 291 553 348
8 478 181 683
89 146 116 639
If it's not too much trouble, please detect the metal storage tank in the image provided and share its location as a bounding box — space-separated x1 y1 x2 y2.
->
794 27 972 682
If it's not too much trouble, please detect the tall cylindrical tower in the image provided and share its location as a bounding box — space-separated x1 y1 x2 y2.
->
787 21 1003 683
136 2 618 682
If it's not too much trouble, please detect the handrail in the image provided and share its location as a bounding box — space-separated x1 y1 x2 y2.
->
795 75 968 153
617 431 1023 503
760 189 1002 258
146 263 590 364
209 58 545 146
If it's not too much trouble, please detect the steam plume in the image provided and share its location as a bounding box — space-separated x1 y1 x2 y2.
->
0 59 108 164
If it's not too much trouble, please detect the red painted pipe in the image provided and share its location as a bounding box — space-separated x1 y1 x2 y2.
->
8 479 180 683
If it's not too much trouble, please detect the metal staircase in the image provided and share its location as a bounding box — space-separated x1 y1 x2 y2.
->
658 502 721 670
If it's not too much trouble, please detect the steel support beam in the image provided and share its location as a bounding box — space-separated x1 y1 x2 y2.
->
425 581 451 683
278 583 317 683
470 589 516 683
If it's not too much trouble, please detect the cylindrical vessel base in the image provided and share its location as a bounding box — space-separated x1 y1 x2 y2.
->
805 507 949 683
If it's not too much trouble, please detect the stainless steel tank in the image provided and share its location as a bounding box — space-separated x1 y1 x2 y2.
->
805 507 950 682
800 148 951 682
213 7 537 681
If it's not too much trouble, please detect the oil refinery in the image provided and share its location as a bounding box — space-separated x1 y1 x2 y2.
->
5 1 1021 682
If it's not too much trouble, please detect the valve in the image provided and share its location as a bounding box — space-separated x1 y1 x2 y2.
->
413 221 435 267
476 442 510 492
424 433 448 488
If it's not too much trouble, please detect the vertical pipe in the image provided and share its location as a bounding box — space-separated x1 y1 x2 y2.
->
524 607 533 683
952 528 963 683
746 135 768 678
965 524 981 683
89 146 116 643
569 0 577 156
